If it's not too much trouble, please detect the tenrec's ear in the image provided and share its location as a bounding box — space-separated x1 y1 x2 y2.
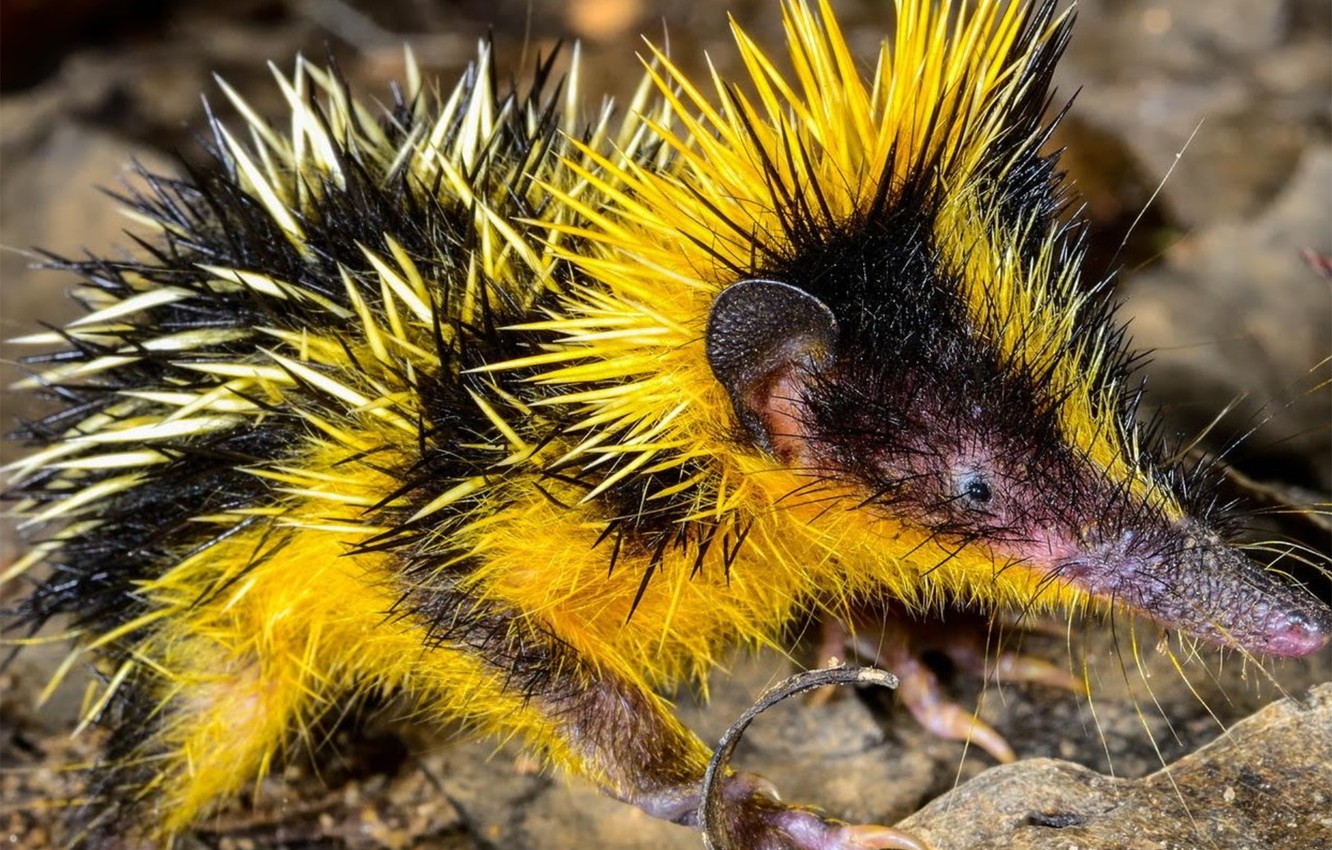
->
705 279 838 449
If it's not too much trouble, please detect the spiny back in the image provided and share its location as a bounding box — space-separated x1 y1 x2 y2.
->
4 44 672 663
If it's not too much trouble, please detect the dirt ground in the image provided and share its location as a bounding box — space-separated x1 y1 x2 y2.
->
1 1 1329 848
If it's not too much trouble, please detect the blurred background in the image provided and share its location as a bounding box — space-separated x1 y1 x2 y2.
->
1 1 1329 848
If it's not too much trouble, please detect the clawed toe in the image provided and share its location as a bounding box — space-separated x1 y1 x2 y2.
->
982 648 1084 694
813 605 1081 761
755 808 935 850
883 637 1017 762
835 823 934 850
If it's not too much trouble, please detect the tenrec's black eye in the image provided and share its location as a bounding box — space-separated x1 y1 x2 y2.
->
961 475 992 506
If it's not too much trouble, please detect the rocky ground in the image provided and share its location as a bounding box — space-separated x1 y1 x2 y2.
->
1 1 1329 848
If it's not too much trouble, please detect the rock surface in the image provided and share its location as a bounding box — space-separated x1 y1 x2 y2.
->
899 683 1332 850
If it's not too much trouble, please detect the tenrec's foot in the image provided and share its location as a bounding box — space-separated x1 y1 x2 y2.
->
703 774 934 850
812 606 1083 761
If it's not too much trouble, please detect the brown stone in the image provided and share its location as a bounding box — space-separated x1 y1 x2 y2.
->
898 683 1332 850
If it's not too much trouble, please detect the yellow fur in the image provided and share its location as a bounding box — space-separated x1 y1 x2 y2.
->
506 0 1158 636
5 1 1185 841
